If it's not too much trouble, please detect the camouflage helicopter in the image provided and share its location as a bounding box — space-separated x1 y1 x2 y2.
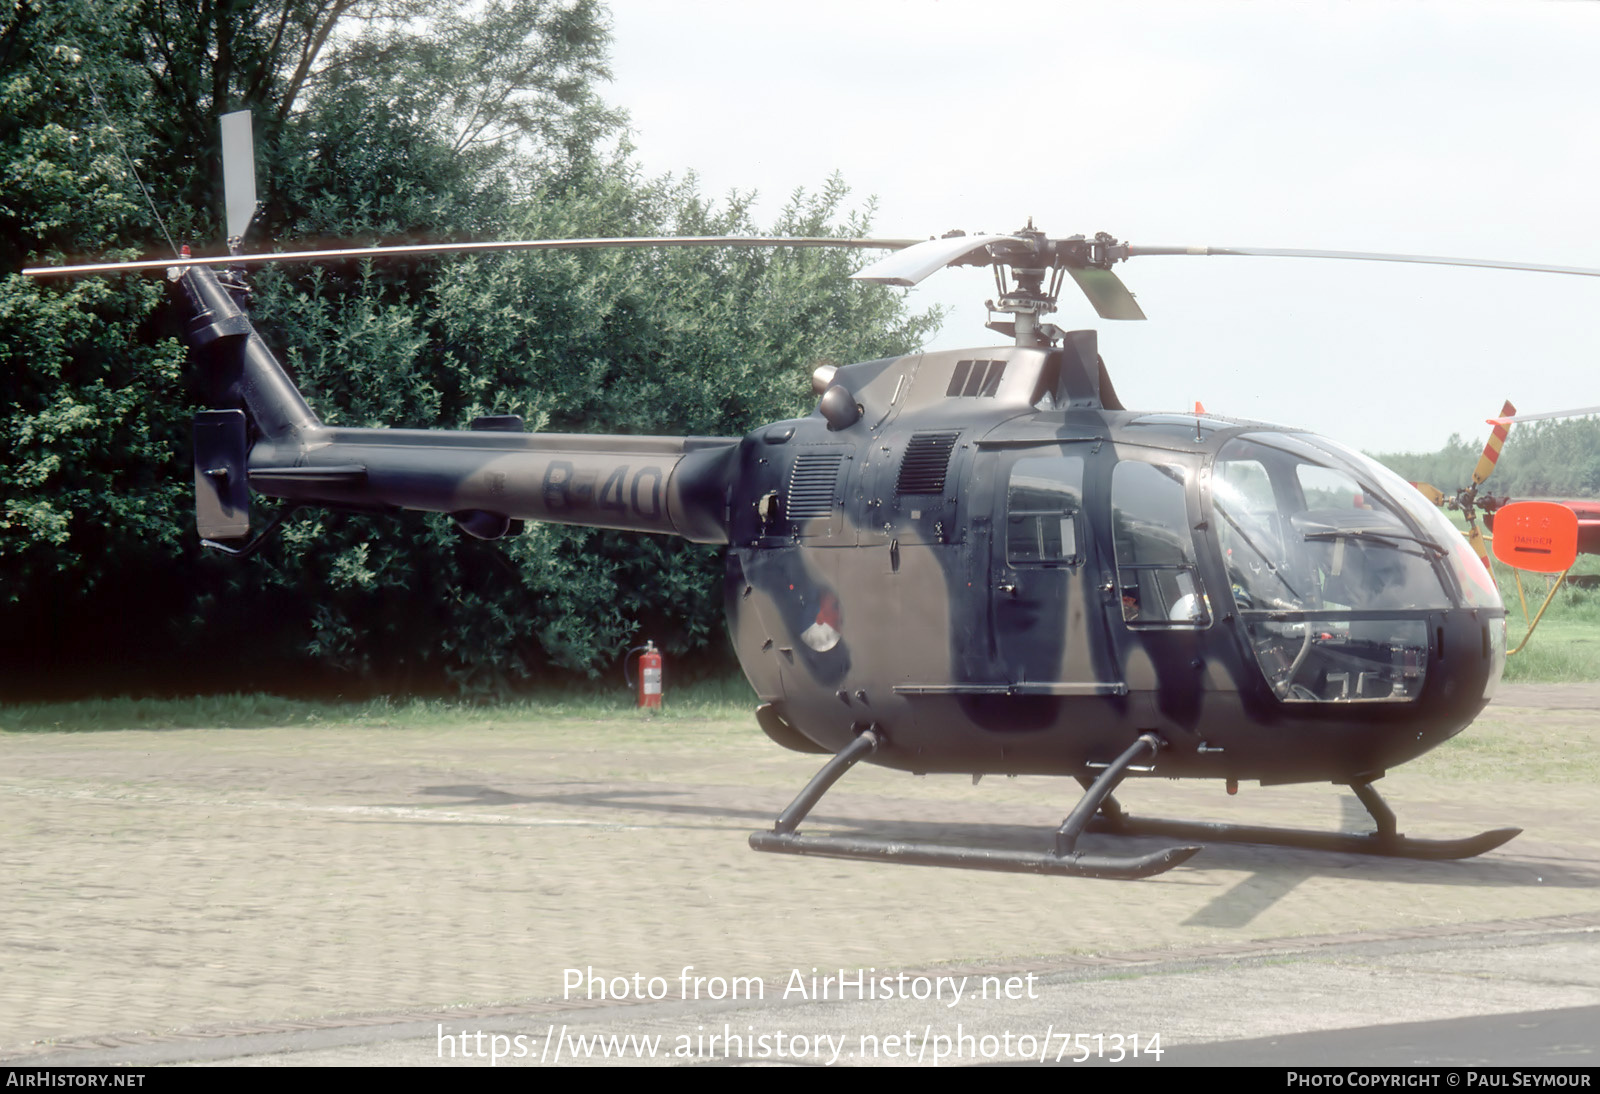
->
33 118 1600 880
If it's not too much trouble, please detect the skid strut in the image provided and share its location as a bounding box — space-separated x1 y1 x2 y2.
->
749 730 1201 880
1084 776 1521 860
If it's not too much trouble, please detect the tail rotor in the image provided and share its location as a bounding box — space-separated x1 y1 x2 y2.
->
1411 400 1515 570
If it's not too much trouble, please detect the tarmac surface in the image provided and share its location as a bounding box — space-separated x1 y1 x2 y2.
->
1 682 1597 1067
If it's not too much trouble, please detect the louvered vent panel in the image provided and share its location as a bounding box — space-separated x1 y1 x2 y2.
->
895 431 961 495
977 359 1006 396
946 360 1005 397
787 453 844 520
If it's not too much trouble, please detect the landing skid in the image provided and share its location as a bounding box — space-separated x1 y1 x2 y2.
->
750 737 1521 879
748 831 1198 880
1084 778 1521 861
749 731 1202 880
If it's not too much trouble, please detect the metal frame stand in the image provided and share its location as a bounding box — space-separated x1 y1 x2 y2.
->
749 730 1202 880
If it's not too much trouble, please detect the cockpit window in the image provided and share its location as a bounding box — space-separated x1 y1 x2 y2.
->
1212 455 1303 612
1221 458 1276 511
1296 465 1368 511
1216 435 1461 614
1294 434 1501 610
1111 459 1209 626
1213 433 1500 703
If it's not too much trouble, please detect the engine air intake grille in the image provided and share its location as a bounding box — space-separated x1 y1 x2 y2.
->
787 453 845 520
896 431 961 495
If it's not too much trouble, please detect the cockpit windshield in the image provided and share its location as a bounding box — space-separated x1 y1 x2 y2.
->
1211 433 1501 703
1214 433 1494 614
1294 433 1502 610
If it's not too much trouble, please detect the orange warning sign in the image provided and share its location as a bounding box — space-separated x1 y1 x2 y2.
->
1490 501 1579 574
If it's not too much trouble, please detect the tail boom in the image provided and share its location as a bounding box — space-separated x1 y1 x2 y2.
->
179 266 735 544
247 428 735 542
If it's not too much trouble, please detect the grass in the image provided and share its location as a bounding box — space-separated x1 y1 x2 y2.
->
1419 709 1600 783
1398 503 1599 678
5 559 1598 734
0 676 761 734
1434 505 1600 679
1495 565 1600 681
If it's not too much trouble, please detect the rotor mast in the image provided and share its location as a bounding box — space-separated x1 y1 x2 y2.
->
982 222 1065 348
974 226 1146 348
850 224 1150 347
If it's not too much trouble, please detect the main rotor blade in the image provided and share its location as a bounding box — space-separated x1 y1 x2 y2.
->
1066 266 1146 320
1488 404 1600 425
850 233 1018 286
1124 244 1600 280
23 235 922 278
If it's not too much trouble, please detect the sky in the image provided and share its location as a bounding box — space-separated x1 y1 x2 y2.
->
600 0 1600 456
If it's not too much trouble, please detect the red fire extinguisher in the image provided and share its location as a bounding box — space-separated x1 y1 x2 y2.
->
626 641 663 709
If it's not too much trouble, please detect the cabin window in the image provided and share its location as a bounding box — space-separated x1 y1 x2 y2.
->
1112 460 1210 626
1006 456 1083 566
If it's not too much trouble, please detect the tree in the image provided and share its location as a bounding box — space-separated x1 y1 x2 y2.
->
1 1 939 697
242 166 938 691
1375 418 1600 501
0 1 196 695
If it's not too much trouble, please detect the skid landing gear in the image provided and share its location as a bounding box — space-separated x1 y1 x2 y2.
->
749 731 1202 880
1083 777 1522 860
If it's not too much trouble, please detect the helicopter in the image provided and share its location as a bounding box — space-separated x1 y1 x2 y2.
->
1410 401 1519 571
1411 401 1600 565
1471 405 1600 559
1405 402 1600 656
32 120 1600 880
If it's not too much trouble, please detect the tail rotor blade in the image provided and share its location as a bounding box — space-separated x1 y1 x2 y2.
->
1472 400 1516 486
1467 522 1493 571
1411 481 1446 506
220 110 257 247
